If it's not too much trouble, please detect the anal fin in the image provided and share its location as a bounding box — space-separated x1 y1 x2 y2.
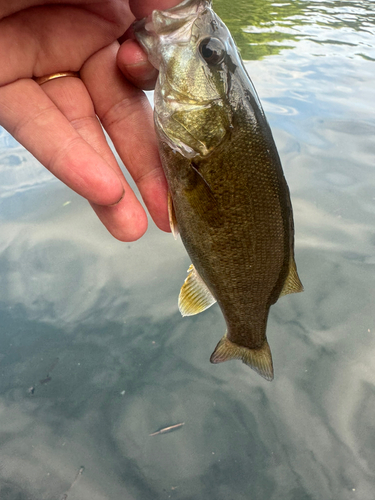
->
210 334 274 381
178 264 216 316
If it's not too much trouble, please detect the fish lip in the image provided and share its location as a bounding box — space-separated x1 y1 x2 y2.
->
133 0 210 39
132 18 147 39
157 0 211 17
133 1 217 72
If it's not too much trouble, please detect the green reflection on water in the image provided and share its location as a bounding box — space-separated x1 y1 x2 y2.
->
214 0 304 60
214 0 375 60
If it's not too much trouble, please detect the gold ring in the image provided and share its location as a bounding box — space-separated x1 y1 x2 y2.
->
33 71 80 85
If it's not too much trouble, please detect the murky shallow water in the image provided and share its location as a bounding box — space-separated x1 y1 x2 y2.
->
1 1 375 499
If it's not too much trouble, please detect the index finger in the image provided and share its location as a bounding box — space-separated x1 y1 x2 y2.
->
0 78 125 207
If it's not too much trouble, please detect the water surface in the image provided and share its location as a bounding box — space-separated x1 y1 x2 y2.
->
1 1 375 498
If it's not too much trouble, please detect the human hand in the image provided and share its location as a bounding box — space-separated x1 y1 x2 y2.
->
0 0 180 241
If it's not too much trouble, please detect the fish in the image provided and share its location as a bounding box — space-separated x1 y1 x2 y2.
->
134 0 303 381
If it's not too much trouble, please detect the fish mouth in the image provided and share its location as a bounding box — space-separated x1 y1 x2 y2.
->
134 0 211 40
157 0 211 18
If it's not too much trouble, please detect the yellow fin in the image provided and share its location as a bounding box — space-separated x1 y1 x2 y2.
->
178 264 216 317
280 255 304 297
168 191 179 240
210 334 274 381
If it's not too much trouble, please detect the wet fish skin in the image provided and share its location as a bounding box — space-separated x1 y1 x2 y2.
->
135 0 303 381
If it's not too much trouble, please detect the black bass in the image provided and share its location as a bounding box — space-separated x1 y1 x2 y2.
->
134 0 303 381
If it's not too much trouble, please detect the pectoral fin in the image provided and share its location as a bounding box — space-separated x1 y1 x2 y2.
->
186 163 223 228
279 255 304 297
210 334 274 381
168 192 179 240
178 264 216 316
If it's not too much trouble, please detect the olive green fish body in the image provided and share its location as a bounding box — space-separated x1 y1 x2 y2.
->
160 103 291 338
135 0 303 380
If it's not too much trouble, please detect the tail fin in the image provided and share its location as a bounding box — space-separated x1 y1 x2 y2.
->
210 333 274 381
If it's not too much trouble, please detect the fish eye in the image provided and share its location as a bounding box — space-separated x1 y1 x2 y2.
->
199 37 226 65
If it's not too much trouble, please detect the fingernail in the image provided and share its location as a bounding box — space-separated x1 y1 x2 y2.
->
108 188 125 207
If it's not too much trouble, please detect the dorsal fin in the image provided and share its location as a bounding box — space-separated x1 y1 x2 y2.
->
279 255 304 297
168 191 179 240
178 264 216 316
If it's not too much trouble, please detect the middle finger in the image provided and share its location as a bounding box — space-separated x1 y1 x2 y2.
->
41 74 149 241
